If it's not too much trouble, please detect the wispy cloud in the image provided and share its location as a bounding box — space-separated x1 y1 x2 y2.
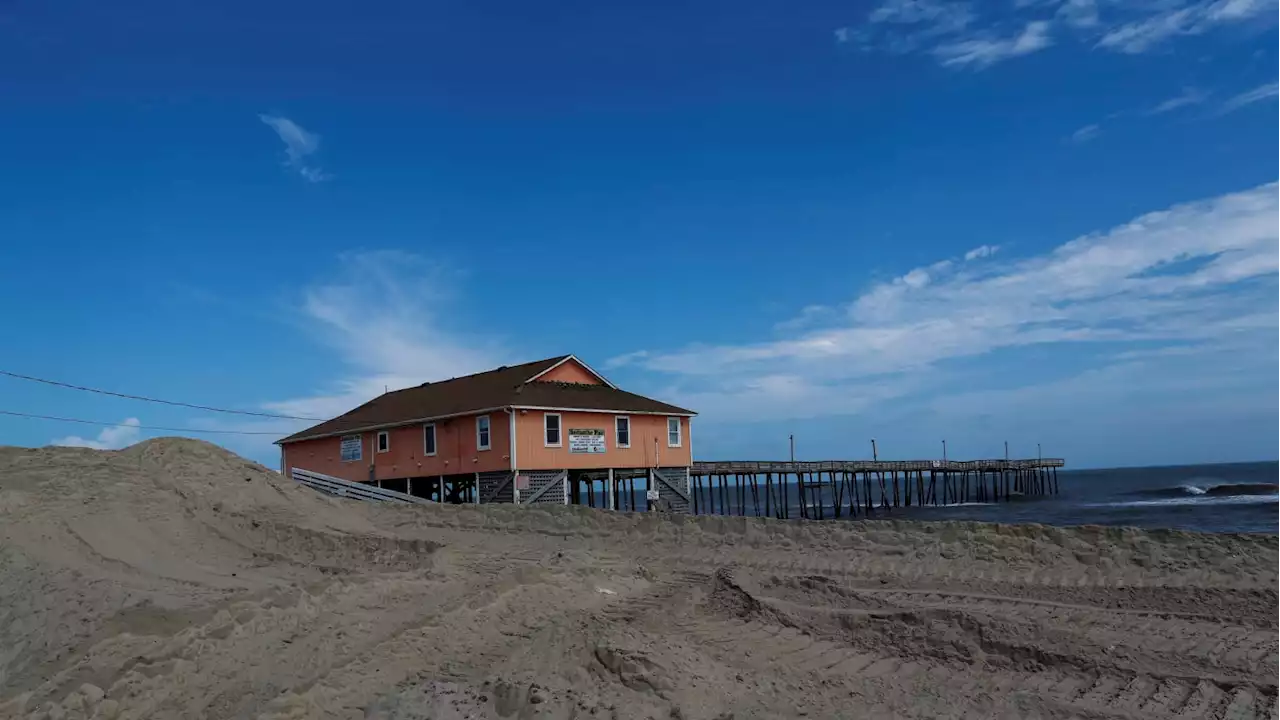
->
1096 0 1277 54
615 182 1279 422
1148 86 1209 114
845 0 1277 67
1069 123 1101 143
963 244 999 261
259 114 332 183
933 21 1053 68
261 251 502 421
1095 7 1199 53
1219 81 1279 114
1055 0 1099 29
52 418 141 450
194 252 507 459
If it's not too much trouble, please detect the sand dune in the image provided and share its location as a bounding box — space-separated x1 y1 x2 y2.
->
1 438 1276 719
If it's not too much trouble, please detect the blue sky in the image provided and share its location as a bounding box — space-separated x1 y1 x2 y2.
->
1 0 1276 469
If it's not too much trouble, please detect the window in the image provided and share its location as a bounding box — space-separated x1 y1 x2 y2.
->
376 431 390 453
544 412 562 447
615 416 630 448
340 434 362 462
423 423 437 456
667 417 682 448
476 415 491 451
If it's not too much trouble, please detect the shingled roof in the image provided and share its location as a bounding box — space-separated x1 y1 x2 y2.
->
277 355 695 444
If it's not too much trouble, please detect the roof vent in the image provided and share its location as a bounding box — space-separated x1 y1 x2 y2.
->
419 381 431 387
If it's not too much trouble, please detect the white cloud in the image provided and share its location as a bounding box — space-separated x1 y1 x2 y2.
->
933 21 1054 68
1069 123 1101 143
259 114 332 183
1096 8 1198 52
963 244 999 261
52 418 142 450
1220 81 1279 114
1148 87 1209 114
774 305 838 332
604 350 651 369
257 251 503 423
1056 0 1099 28
622 182 1279 421
1097 0 1277 53
847 0 1276 67
869 0 975 34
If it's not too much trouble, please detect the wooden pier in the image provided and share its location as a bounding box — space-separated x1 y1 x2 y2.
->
686 458 1065 519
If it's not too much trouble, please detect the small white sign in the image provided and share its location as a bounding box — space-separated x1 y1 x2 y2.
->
568 428 606 454
646 489 660 501
515 474 530 491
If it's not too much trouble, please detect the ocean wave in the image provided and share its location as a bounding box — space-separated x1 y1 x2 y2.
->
1125 482 1278 499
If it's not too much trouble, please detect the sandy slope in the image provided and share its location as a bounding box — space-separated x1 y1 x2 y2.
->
0 439 1275 720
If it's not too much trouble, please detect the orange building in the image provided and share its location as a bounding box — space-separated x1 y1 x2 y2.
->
277 355 696 511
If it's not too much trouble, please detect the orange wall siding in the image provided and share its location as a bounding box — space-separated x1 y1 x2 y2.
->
534 360 603 385
514 411 691 470
283 411 512 482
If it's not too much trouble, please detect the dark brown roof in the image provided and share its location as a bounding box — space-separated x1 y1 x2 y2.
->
277 355 695 444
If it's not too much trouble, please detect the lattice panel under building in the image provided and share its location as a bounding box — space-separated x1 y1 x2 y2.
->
650 467 691 514
518 470 567 505
478 471 515 504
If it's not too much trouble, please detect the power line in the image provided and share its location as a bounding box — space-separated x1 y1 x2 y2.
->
0 409 284 436
0 369 325 421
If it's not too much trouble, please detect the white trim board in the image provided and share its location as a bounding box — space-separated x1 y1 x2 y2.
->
511 405 695 417
277 406 510 445
279 404 696 447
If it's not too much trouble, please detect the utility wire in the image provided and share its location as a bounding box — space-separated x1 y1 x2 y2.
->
0 409 284 436
0 369 325 421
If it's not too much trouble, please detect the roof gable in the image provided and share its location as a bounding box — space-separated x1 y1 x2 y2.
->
525 355 615 387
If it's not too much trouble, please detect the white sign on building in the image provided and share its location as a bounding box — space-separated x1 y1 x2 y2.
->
567 428 606 454
340 435 362 462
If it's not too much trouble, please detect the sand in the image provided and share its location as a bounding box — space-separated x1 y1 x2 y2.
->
0 439 1275 720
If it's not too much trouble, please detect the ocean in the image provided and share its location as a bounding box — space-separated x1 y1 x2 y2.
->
890 461 1279 535
616 461 1279 534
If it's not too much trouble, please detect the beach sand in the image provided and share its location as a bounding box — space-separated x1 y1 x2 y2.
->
1 438 1275 719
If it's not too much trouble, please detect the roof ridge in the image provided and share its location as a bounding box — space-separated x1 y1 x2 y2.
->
378 354 570 392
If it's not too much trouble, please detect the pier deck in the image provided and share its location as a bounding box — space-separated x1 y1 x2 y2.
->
684 457 1065 520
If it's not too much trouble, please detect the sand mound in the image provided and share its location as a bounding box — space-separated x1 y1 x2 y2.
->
1 440 1276 719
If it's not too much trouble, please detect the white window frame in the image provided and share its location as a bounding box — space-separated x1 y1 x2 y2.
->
376 430 390 454
423 423 437 457
476 415 491 451
667 417 682 448
614 415 631 449
340 434 363 463
544 412 562 448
